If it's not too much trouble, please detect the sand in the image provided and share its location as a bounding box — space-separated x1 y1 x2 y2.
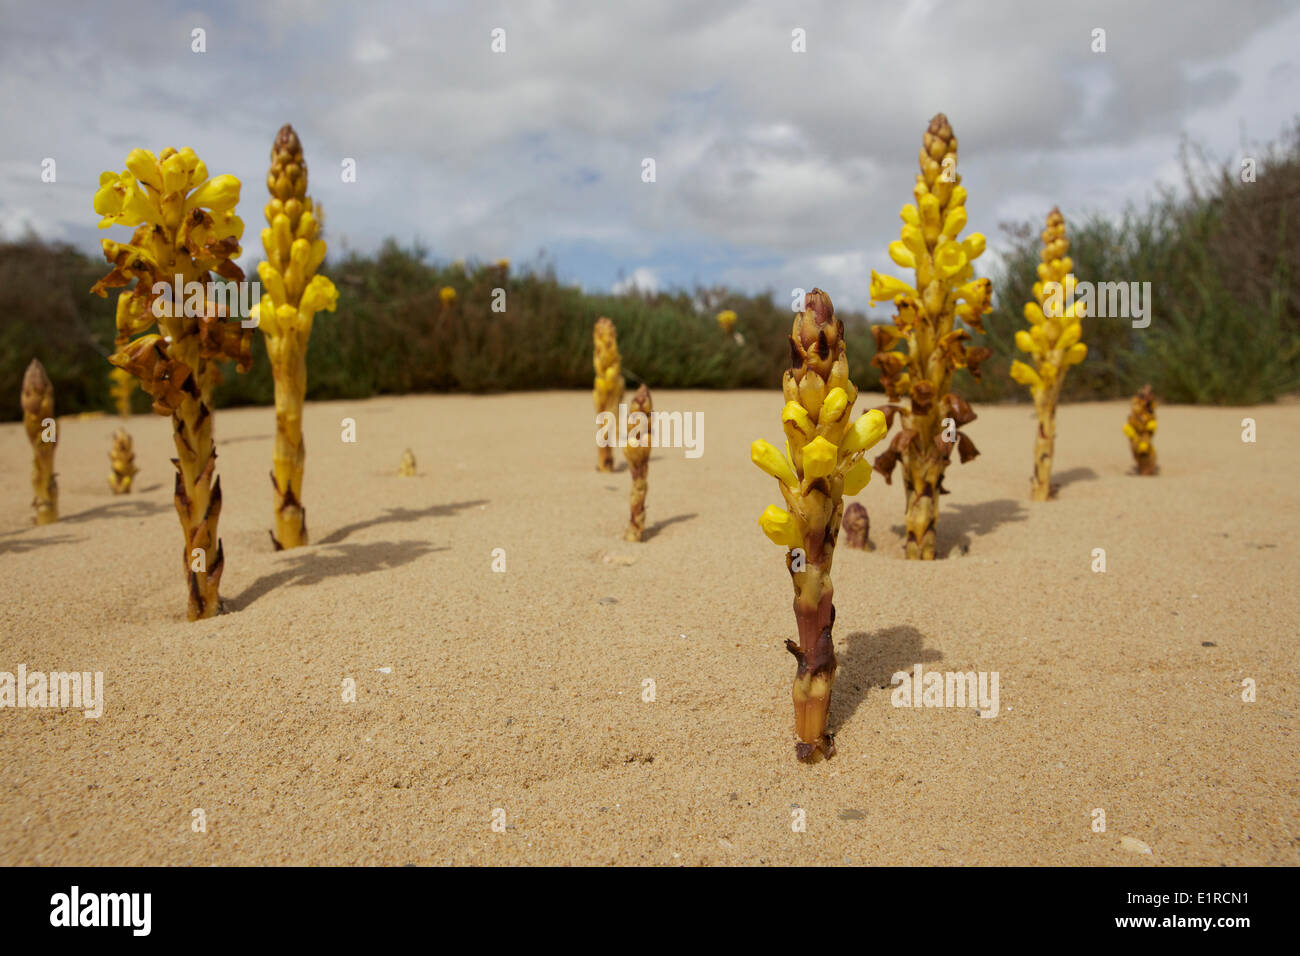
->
1 390 1297 865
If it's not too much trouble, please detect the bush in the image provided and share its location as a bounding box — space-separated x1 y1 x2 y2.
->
957 125 1300 405
0 238 877 421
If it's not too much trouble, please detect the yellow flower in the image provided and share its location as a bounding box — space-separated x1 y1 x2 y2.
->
93 172 160 229
839 408 887 456
299 274 339 318
801 436 838 479
888 241 916 269
1063 342 1087 365
751 439 798 487
900 224 927 257
941 206 967 239
955 278 992 314
1146 419 1158 432
962 233 986 261
92 173 126 226
759 505 803 549
440 286 457 305
842 456 873 495
919 194 941 235
820 387 848 424
185 174 241 214
933 240 967 279
1014 330 1034 353
869 271 917 306
781 401 815 441
1056 322 1081 350
1123 423 1138 440
123 149 162 191
1010 360 1043 390
160 149 200 194
716 309 737 333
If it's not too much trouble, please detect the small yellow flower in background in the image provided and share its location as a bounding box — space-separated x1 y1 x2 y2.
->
21 359 58 525
440 286 457 305
1010 360 1043 390
716 309 737 333
1125 385 1159 475
107 365 138 495
592 317 623 472
399 448 417 477
1012 207 1087 501
623 384 654 542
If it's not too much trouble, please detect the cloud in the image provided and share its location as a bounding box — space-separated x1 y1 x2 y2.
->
612 267 661 295
0 0 1296 307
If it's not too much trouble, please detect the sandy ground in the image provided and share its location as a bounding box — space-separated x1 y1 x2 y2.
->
0 390 1297 865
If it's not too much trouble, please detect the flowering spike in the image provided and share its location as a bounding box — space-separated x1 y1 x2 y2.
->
869 114 992 558
752 288 887 762
593 317 624 472
90 145 248 620
21 359 57 525
1125 385 1159 475
257 124 339 549
1010 207 1087 500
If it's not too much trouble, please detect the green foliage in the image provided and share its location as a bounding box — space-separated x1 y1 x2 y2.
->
0 240 124 419
0 238 876 421
956 126 1300 406
5 127 1296 420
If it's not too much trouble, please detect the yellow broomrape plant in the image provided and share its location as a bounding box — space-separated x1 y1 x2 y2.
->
253 125 339 549
592 317 624 471
1124 385 1158 475
107 366 138 493
752 289 887 762
399 448 417 477
1012 207 1088 500
90 146 252 620
21 359 58 525
870 113 993 560
623 384 653 541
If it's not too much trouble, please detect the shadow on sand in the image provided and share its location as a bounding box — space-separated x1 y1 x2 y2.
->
0 532 86 555
318 499 488 545
1051 466 1099 492
643 512 697 541
830 625 943 731
58 498 174 524
231 539 445 611
219 433 272 446
891 497 1028 557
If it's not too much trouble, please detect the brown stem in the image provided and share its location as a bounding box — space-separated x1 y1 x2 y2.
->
625 462 648 541
786 506 840 761
172 381 223 620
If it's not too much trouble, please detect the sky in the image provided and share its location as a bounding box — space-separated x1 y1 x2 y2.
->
1 0 1297 310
